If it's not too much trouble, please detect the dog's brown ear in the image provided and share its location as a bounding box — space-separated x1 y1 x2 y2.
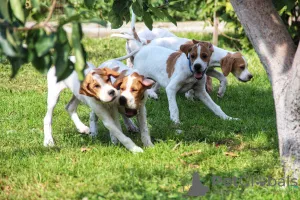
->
102 67 120 78
141 78 155 89
180 41 194 58
220 53 234 76
79 74 96 97
113 70 127 89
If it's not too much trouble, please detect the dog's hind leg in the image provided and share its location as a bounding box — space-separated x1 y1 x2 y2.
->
44 75 66 147
65 95 90 134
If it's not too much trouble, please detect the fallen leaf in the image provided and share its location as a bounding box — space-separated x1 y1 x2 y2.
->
81 147 91 152
224 152 239 157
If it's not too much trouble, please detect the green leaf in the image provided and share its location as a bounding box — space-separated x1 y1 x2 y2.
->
84 0 95 9
108 10 123 29
143 12 153 30
72 22 85 81
0 31 16 57
132 1 143 17
10 0 25 23
149 5 165 19
7 56 24 78
0 0 11 22
35 31 56 57
32 53 52 74
81 18 107 27
162 10 177 26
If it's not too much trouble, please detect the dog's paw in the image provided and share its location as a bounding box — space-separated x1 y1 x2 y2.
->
110 135 119 145
227 117 240 121
130 146 144 153
142 139 154 147
148 90 159 100
217 92 225 98
78 125 90 134
44 138 55 147
126 124 139 133
185 91 195 101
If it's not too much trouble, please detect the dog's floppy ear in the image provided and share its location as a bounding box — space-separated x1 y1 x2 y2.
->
113 70 127 89
141 78 155 89
220 53 234 76
79 73 96 97
180 41 194 58
102 67 120 78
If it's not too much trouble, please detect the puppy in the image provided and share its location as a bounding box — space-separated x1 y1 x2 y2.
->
133 40 237 124
43 57 144 153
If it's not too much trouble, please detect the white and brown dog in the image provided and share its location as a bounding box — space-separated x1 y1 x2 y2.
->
88 60 156 147
43 56 147 153
132 40 238 124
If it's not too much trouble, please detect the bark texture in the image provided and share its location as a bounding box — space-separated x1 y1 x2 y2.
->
230 0 300 177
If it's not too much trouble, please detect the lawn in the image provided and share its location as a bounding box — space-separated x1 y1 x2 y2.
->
0 33 299 199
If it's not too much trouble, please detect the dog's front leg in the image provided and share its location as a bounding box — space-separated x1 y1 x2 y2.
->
137 105 154 147
89 111 98 137
93 106 143 153
122 114 139 133
207 69 228 98
166 80 182 124
193 76 238 120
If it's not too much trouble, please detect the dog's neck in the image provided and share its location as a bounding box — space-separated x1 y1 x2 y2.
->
209 46 235 67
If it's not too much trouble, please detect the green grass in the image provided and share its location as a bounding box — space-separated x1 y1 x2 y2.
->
0 33 299 199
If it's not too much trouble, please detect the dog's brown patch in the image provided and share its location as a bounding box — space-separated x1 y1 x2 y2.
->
166 51 182 78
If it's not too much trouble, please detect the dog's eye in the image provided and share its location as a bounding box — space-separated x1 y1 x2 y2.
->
240 66 245 70
120 87 125 91
131 88 137 92
191 54 196 59
201 54 208 59
94 84 101 88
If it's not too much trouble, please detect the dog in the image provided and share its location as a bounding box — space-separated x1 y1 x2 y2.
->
113 23 253 98
132 40 238 124
112 11 176 68
92 59 156 147
43 55 146 153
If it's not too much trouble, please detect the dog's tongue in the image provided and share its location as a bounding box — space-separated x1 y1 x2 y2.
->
125 108 137 118
194 72 203 79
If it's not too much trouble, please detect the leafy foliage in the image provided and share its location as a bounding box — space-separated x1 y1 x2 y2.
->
0 0 178 79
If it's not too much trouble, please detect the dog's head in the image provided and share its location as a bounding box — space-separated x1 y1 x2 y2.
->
79 67 120 103
113 71 155 118
180 39 214 80
220 52 253 82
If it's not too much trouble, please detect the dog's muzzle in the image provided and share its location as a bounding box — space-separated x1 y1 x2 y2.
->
193 64 207 80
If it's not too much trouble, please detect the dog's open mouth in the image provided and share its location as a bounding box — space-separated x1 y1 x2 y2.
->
125 108 137 118
194 72 203 80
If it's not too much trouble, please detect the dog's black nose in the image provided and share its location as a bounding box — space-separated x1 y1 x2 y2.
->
248 74 253 80
108 89 115 97
119 96 127 106
194 64 202 71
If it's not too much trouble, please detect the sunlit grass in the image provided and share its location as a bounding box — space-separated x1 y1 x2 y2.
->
0 34 297 199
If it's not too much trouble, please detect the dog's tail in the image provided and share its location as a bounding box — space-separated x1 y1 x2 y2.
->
114 48 141 61
131 8 142 43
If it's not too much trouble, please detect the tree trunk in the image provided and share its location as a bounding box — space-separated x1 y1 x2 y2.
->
230 0 300 178
212 0 219 46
